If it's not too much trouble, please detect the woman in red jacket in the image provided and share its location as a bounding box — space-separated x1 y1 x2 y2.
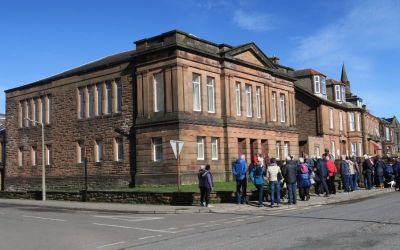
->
326 155 337 195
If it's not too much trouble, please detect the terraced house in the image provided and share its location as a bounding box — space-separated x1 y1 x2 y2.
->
4 30 298 190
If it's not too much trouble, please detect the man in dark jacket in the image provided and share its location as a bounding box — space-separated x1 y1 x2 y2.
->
374 156 385 189
362 155 374 190
341 156 351 192
232 154 249 204
316 155 329 197
393 158 400 191
283 156 298 204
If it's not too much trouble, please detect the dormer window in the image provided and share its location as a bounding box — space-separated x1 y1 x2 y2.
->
321 77 326 95
314 75 320 93
335 85 341 101
341 86 346 101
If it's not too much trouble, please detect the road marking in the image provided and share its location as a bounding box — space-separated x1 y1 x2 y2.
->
22 215 66 222
138 235 162 240
231 219 244 222
93 215 163 222
184 223 205 227
93 223 178 234
201 224 221 228
223 221 235 224
96 241 125 249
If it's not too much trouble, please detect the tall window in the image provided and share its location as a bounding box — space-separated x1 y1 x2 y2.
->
315 146 320 158
271 92 277 121
152 138 163 162
197 137 205 160
18 101 23 128
256 87 261 118
31 146 37 166
351 143 357 156
106 81 112 114
114 138 124 162
211 138 218 160
25 100 30 127
18 147 23 167
235 82 241 116
341 86 346 101
40 97 45 124
88 86 94 118
94 140 103 163
78 88 84 119
45 95 51 124
280 94 286 123
77 141 84 164
335 85 341 101
0 142 3 163
356 113 361 131
321 77 326 95
386 127 390 141
276 141 280 160
45 145 52 165
245 84 252 117
284 142 289 158
314 75 320 93
339 112 343 131
154 72 164 113
96 83 103 116
116 79 122 113
192 73 201 111
329 108 334 129
33 99 38 125
358 142 362 157
349 112 355 131
331 141 336 158
207 77 215 113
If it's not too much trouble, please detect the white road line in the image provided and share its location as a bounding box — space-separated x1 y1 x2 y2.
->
22 215 66 222
93 215 163 222
138 235 162 240
93 223 177 234
96 241 125 249
223 221 235 224
201 224 221 228
169 228 195 234
208 220 216 223
184 223 205 227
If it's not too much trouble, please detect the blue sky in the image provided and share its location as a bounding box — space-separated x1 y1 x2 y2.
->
1 0 399 118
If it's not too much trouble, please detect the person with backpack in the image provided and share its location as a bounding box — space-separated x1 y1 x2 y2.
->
282 156 298 205
326 155 337 195
201 164 214 208
232 154 249 204
250 157 266 207
198 165 206 207
384 158 394 186
297 157 311 201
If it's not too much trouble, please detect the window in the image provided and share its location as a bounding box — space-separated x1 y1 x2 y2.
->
18 101 23 128
276 141 280 160
77 141 84 164
280 94 286 123
207 77 215 113
45 95 51 124
315 146 320 158
335 85 341 101
193 73 201 111
321 77 326 95
329 108 334 129
18 147 23 167
284 142 289 159
94 140 103 163
153 138 163 162
314 75 320 93
40 97 45 124
106 81 112 114
197 137 205 160
245 84 252 117
356 113 361 131
235 82 241 116
256 87 261 118
25 100 30 127
88 86 94 118
386 127 390 141
339 112 343 131
45 145 52 165
341 86 346 101
114 138 124 162
211 138 218 160
0 142 3 163
33 99 38 125
349 112 355 131
96 83 103 116
271 92 277 121
331 141 335 158
351 143 357 156
116 79 122 113
154 72 164 113
78 88 84 119
31 146 37 166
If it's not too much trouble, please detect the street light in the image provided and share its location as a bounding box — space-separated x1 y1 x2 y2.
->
26 118 46 201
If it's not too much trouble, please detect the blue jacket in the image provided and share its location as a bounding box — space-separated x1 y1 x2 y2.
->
384 164 393 175
374 160 385 176
232 159 248 181
297 172 311 188
250 165 266 185
393 162 400 176
316 159 328 178
341 160 350 176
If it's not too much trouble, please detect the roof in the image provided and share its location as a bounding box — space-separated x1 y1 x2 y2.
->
293 69 326 77
326 79 342 86
5 49 136 93
341 63 349 83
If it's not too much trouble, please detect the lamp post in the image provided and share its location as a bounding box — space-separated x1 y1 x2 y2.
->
26 118 45 201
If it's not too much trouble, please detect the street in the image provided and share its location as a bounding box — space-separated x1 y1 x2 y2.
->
0 192 399 250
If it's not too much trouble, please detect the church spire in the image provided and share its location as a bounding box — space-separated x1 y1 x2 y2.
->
341 63 349 83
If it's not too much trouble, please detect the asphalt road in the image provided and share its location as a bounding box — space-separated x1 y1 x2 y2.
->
0 192 399 250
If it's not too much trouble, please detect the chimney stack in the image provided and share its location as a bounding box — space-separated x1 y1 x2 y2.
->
271 56 280 65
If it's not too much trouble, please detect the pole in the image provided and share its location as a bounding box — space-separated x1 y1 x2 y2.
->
41 123 46 201
176 141 180 192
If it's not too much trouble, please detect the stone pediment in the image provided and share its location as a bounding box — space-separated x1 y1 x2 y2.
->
224 43 277 69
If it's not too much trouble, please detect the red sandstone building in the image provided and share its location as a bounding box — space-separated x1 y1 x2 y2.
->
5 30 299 190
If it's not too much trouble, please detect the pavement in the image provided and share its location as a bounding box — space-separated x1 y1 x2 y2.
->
0 188 395 215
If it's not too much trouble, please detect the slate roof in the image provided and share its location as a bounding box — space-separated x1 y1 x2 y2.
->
292 69 326 77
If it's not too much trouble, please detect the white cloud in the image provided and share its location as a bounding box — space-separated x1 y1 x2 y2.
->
233 9 274 32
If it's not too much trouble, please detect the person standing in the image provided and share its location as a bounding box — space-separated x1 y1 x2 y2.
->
348 156 355 191
341 156 351 192
250 157 266 207
297 157 311 201
282 156 298 205
374 156 385 189
363 155 374 190
267 158 282 207
326 155 337 195
232 154 249 204
198 165 206 206
351 156 360 190
201 164 214 208
316 155 330 197
393 158 400 191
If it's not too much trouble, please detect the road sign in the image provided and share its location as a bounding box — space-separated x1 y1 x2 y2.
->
170 140 184 159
